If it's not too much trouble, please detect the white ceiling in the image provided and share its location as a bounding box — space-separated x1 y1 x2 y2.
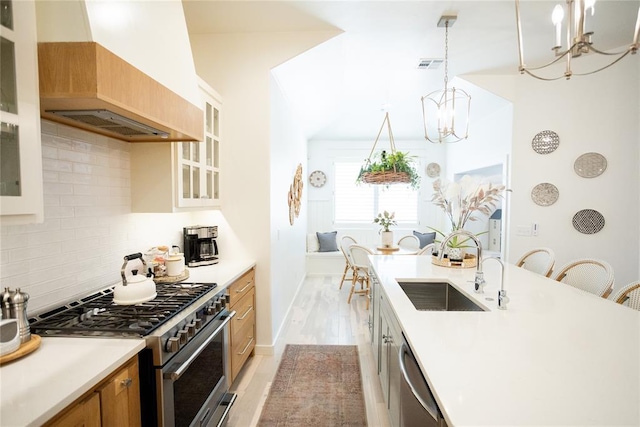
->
183 0 639 141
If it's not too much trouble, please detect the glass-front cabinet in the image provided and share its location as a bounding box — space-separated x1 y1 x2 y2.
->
176 78 221 208
0 0 43 223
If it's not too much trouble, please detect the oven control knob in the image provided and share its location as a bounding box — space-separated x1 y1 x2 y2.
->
166 337 180 353
194 318 203 329
205 304 216 316
186 322 196 337
178 329 188 344
220 295 228 306
215 298 223 311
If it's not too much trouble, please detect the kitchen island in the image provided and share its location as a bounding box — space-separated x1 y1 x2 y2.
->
0 259 255 427
370 255 639 426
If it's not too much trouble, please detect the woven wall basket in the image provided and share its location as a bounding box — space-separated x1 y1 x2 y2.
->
361 170 411 185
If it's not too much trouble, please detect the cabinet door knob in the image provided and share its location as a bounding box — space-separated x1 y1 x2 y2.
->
121 378 133 388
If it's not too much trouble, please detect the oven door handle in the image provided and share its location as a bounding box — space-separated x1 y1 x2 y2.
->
164 311 236 381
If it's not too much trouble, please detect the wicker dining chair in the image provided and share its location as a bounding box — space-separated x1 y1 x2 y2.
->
348 244 375 309
416 243 436 256
612 281 640 310
553 258 614 298
397 235 420 251
515 247 556 278
339 235 357 290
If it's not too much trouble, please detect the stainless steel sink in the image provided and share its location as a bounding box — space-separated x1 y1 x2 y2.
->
397 282 486 312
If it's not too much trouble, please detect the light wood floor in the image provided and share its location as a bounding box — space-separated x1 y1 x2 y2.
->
227 274 391 427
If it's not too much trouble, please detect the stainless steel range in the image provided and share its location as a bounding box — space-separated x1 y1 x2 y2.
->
30 281 237 427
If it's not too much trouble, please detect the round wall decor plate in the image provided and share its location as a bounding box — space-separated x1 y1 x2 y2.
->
309 170 327 188
531 183 559 206
531 130 560 154
426 162 441 178
574 152 607 178
572 209 605 234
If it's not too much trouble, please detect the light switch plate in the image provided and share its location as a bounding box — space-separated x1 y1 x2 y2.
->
516 225 532 236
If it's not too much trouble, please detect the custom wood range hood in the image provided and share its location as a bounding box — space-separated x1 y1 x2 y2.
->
38 42 203 143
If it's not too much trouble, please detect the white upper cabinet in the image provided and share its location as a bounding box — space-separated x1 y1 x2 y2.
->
130 77 222 212
0 0 44 224
177 79 221 208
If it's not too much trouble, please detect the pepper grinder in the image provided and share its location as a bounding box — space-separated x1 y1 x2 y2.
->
11 288 31 343
1 287 14 319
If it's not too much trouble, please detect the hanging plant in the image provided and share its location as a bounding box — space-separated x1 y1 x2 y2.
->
355 112 421 190
357 150 420 190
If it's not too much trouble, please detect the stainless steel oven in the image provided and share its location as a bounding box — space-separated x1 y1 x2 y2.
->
158 309 235 427
30 281 237 427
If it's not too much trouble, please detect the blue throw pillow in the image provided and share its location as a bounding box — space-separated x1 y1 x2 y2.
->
316 231 339 252
413 231 436 249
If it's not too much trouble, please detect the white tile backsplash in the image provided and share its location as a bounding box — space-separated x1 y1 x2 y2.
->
0 121 190 315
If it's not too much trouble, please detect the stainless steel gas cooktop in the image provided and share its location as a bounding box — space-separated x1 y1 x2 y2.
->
29 282 217 338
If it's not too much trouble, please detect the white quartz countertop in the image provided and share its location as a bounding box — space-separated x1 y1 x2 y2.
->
0 258 256 427
370 255 640 427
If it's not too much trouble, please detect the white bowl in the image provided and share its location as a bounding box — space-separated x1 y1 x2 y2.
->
0 319 21 356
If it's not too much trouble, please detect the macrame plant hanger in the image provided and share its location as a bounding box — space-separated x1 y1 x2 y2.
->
360 112 411 186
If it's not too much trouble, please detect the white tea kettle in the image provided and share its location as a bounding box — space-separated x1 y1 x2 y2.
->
113 253 157 305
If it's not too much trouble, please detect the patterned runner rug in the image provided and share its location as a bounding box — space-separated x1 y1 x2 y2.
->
257 344 367 427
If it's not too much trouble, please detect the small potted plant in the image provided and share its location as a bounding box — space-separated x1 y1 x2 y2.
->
374 211 397 248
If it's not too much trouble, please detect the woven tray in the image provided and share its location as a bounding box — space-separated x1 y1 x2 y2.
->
361 171 410 185
431 254 477 269
154 268 189 284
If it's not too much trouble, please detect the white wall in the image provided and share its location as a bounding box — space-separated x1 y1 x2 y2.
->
307 139 446 245
189 30 340 352
0 121 244 314
269 76 308 341
504 58 640 292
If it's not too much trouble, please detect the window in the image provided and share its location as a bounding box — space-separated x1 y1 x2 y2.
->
334 162 418 225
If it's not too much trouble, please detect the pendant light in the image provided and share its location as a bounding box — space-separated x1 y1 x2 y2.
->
515 0 640 80
421 15 471 144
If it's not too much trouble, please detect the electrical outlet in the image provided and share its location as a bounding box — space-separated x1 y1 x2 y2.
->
516 225 532 236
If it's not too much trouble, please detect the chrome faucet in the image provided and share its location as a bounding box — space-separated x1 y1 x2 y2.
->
483 257 509 310
438 230 484 293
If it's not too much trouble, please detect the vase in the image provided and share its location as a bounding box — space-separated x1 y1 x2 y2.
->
447 247 463 261
380 231 394 248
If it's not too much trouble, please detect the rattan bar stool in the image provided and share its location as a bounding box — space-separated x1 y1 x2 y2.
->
397 235 420 251
348 244 374 309
338 235 357 290
515 247 555 277
612 281 640 310
553 258 614 298
416 243 436 256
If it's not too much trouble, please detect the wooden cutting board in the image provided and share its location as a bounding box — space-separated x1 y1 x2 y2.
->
0 334 41 365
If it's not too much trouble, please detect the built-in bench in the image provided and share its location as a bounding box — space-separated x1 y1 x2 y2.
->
305 229 419 276
306 232 345 276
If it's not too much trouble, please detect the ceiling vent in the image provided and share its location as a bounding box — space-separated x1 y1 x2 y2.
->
417 58 444 70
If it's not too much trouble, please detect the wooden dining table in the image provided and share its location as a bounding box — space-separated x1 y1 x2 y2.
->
371 246 418 255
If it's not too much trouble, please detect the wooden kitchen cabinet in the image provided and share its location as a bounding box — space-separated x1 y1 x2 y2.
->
44 356 141 427
130 77 222 212
0 0 44 224
228 267 256 383
46 393 101 427
98 356 141 427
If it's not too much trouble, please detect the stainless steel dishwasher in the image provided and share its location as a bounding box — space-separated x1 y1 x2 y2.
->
399 337 448 427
